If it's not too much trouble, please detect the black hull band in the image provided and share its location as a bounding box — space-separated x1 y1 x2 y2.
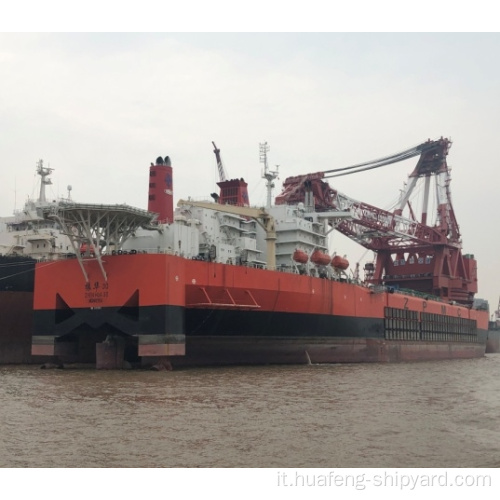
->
33 304 185 339
186 308 385 338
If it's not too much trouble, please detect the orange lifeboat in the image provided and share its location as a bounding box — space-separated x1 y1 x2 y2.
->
310 250 331 266
293 249 309 264
331 255 349 270
80 242 96 256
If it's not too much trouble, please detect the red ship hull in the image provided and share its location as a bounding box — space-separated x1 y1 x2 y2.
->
32 253 488 367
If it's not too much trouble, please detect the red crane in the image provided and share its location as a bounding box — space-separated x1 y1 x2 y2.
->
212 141 250 206
275 138 477 305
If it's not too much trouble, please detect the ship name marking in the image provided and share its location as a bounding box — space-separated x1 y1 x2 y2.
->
84 280 109 303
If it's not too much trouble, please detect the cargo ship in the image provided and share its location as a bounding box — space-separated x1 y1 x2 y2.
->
0 161 75 363
30 138 489 368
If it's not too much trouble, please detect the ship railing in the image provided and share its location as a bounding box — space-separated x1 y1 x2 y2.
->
369 283 470 306
55 247 194 258
44 250 361 285
100 248 177 256
395 287 443 302
179 197 269 211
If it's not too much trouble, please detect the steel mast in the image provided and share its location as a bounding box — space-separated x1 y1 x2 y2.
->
260 142 279 210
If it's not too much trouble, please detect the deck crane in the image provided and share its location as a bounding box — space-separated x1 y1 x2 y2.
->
212 141 228 182
211 141 250 207
275 138 478 305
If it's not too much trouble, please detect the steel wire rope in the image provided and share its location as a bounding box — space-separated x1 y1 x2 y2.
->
321 141 440 179
0 260 35 268
0 258 65 282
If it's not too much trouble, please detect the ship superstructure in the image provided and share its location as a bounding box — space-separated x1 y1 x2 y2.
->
0 160 74 260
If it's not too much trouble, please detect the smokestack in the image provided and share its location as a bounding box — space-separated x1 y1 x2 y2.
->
148 155 173 223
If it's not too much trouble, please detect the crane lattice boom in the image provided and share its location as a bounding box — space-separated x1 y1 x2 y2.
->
212 141 228 182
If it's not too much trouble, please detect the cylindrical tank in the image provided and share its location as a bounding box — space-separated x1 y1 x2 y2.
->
148 156 173 223
79 242 95 256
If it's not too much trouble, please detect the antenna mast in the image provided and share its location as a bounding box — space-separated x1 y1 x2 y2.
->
260 142 279 209
36 159 53 204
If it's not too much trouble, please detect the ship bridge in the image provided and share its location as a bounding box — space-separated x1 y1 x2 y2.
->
39 202 158 282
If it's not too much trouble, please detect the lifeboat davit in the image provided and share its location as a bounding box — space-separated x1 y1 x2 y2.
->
331 255 349 270
293 249 309 264
310 250 331 266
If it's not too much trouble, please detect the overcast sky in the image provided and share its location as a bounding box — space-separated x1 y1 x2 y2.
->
1 32 499 311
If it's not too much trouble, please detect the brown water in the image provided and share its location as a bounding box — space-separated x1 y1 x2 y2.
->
1 355 500 468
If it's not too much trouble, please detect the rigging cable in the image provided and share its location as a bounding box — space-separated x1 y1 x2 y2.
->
321 141 440 179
